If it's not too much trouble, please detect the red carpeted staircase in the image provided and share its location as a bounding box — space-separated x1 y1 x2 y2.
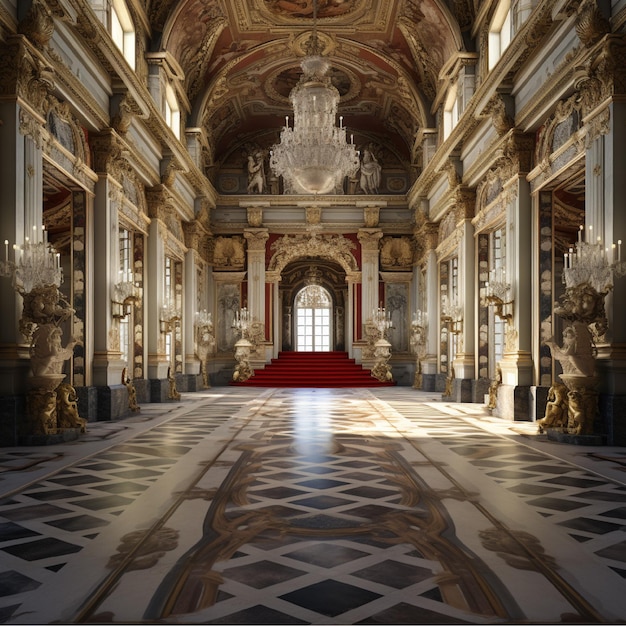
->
230 351 395 388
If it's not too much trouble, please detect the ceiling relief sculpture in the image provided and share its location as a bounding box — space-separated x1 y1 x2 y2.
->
263 0 361 19
152 0 467 176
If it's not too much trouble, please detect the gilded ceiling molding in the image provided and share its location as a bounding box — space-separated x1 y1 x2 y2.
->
148 0 180 33
268 234 358 274
450 0 474 32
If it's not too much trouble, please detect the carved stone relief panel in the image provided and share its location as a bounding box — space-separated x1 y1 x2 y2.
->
385 282 409 353
216 282 242 353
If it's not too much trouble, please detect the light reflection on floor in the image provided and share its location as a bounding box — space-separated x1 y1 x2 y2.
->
1 387 626 624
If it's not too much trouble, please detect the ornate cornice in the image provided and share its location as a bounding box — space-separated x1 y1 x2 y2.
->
408 1 559 208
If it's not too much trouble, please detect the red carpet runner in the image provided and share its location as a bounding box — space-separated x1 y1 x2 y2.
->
230 351 395 388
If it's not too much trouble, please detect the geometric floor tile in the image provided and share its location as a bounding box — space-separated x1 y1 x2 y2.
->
2 388 626 625
279 579 382 616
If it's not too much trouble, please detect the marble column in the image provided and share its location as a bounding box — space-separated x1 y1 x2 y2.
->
92 176 125 387
346 273 359 359
497 175 534 420
590 100 626 444
358 228 383 329
452 220 476 402
184 248 201 377
0 102 41 402
244 228 270 363
146 219 170 383
423 249 440 392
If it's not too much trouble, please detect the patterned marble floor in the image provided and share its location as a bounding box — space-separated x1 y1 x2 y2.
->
1 387 626 624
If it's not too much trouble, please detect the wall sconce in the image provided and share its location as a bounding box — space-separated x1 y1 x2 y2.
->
441 296 463 334
111 300 125 319
160 302 180 333
112 277 139 319
481 269 513 322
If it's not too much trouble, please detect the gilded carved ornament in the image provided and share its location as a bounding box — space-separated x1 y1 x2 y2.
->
484 94 514 137
161 157 185 188
380 237 413 271
213 236 246 270
268 234 358 274
91 133 126 174
183 221 206 253
247 207 263 228
363 206 380 228
147 188 185 245
574 0 611 48
13 45 54 120
111 92 145 136
17 0 56 50
19 108 46 150
305 206 322 226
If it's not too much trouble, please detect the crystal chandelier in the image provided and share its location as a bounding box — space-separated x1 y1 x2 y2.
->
269 1 360 195
562 225 625 292
1 227 62 294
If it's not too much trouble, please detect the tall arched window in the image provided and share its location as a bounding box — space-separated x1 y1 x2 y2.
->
488 0 512 70
111 0 136 70
295 284 331 351
165 84 180 139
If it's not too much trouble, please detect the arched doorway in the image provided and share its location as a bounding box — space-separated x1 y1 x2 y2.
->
279 260 347 352
295 283 332 351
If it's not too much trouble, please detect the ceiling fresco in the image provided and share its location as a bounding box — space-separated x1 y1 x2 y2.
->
145 0 473 171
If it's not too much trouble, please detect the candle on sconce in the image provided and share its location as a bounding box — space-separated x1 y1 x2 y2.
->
339 116 343 128
588 224 593 243
285 116 289 128
4 240 8 263
578 225 583 243
564 252 568 269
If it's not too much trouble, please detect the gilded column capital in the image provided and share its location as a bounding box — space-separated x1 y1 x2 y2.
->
357 228 383 254
454 186 476 220
244 228 270 253
91 132 127 175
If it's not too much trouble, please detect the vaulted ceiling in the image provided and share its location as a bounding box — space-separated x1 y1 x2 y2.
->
144 0 474 172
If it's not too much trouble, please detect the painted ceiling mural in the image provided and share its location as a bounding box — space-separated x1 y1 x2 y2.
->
146 0 472 175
